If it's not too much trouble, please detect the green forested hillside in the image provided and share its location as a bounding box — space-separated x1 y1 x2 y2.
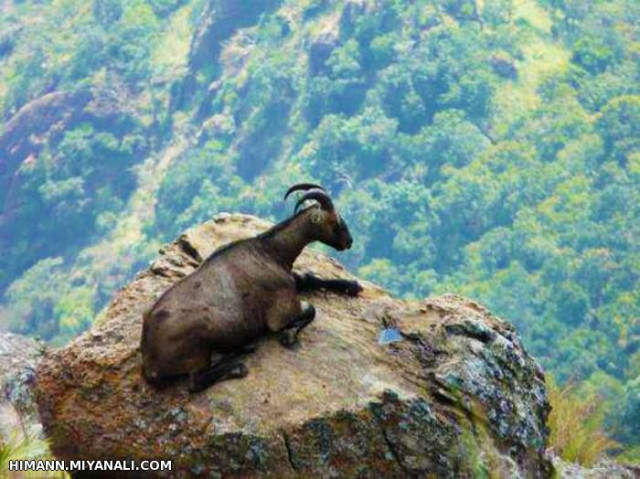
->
0 0 638 457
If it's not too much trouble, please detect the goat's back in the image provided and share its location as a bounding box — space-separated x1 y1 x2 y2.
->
141 238 293 377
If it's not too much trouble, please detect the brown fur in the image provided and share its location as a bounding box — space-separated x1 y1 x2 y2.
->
141 204 355 389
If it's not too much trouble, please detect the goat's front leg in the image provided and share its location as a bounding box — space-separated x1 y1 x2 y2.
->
279 301 316 349
295 272 363 297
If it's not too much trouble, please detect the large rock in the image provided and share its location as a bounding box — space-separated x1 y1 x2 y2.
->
36 214 553 478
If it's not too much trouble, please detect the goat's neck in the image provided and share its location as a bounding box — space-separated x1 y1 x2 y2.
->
264 213 313 270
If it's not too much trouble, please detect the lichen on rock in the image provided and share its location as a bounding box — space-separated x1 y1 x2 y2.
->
35 214 553 477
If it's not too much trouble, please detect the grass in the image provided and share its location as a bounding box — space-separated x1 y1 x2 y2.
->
0 406 68 478
547 378 620 467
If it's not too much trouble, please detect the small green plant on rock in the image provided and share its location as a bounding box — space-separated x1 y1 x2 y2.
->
547 377 620 466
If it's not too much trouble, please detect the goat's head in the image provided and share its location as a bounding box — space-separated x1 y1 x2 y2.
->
285 183 353 251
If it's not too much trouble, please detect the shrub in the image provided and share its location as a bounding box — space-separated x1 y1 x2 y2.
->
0 405 67 478
547 377 620 466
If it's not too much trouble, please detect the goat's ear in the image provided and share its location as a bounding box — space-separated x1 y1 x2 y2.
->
310 210 322 224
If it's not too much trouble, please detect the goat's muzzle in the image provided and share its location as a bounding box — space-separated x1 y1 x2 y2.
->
341 234 353 250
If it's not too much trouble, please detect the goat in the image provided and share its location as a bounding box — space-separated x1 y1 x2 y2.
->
141 183 362 392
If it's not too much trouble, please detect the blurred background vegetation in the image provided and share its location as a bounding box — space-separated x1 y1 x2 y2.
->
0 0 637 464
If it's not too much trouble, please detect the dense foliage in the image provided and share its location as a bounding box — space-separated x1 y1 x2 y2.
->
0 0 637 459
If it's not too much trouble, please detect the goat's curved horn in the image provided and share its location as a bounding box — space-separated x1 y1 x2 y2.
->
284 183 327 200
295 189 334 213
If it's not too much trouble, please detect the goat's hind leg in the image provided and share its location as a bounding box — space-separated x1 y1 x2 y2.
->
188 343 258 392
188 359 248 393
279 301 316 349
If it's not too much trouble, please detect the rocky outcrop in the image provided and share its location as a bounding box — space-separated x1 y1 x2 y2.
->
552 457 639 479
0 79 145 295
177 0 282 109
0 88 92 200
188 0 282 73
0 333 46 441
36 214 553 477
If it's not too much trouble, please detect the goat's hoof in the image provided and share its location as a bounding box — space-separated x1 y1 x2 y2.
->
228 363 248 379
188 379 206 394
345 281 363 297
279 330 299 350
238 343 258 355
